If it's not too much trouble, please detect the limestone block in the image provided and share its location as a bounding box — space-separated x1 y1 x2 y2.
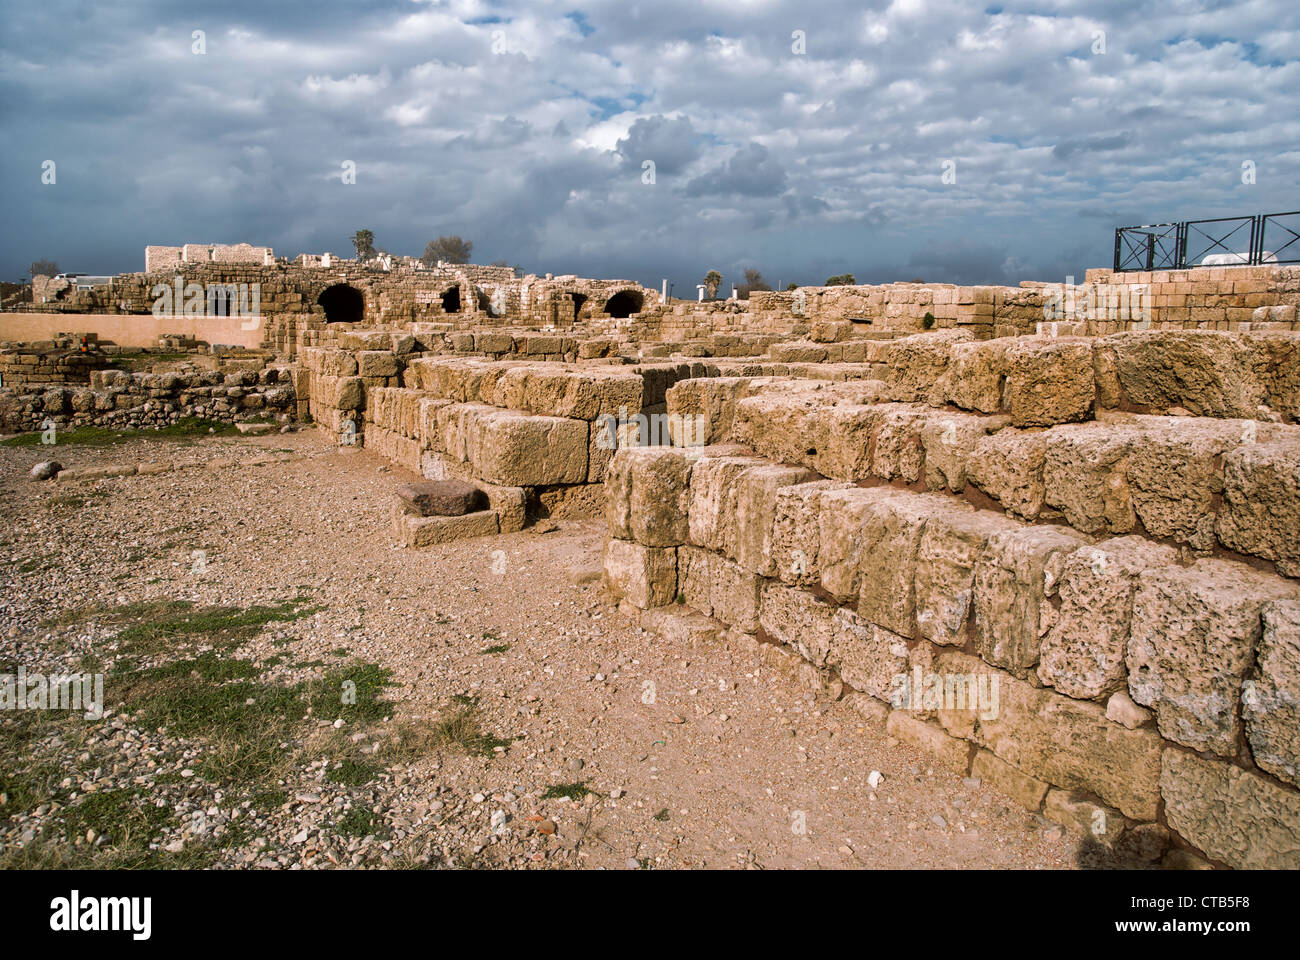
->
730 463 820 575
604 446 695 547
602 539 677 609
1128 559 1299 756
687 454 765 552
1127 417 1244 549
937 339 1009 414
935 651 1163 820
771 480 852 587
395 480 484 516
1217 439 1300 575
1245 599 1300 789
967 429 1047 519
357 350 400 378
1004 338 1095 427
759 582 838 667
971 750 1049 811
1160 749 1300 869
913 505 1020 647
1103 330 1262 418
885 711 971 773
1037 537 1178 700
396 508 499 547
920 412 1007 493
479 483 526 533
832 609 909 703
871 405 927 483
677 546 761 633
1043 790 1125 847
1042 422 1142 534
467 410 588 486
973 524 1088 673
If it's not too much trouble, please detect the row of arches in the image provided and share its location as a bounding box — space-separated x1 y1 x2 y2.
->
315 283 646 323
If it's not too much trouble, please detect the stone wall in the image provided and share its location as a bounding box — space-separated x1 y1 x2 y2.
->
600 327 1300 870
0 364 295 434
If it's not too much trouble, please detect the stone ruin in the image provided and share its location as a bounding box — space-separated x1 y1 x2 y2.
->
7 255 1300 868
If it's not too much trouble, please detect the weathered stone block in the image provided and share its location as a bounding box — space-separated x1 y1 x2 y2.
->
971 749 1048 811
1037 537 1178 700
467 410 588 485
973 524 1087 673
1217 439 1300 575
687 455 764 552
604 446 695 547
886 711 971 773
1042 422 1142 534
395 508 499 547
771 479 851 587
967 429 1047 519
1128 559 1299 756
914 505 1019 646
936 651 1163 820
1004 338 1095 427
601 539 677 609
395 480 484 517
1160 749 1300 869
1245 599 1300 789
730 463 819 575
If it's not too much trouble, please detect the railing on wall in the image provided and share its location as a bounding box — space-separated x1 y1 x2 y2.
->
1113 211 1300 271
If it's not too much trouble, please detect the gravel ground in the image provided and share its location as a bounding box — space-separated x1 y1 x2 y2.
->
0 427 1091 869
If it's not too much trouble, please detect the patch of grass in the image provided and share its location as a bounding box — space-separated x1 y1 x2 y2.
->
109 600 316 659
541 782 592 802
429 705 515 757
326 756 379 787
304 662 394 724
478 643 510 655
654 808 671 822
336 806 380 838
62 788 173 846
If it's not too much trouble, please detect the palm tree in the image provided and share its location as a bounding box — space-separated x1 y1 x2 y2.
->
351 230 376 261
703 269 722 300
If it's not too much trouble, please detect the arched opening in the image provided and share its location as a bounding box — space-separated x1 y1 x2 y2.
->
441 285 462 313
318 283 365 324
567 292 589 320
603 290 643 319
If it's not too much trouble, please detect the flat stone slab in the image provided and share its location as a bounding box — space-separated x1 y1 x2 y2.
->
235 422 274 435
396 480 485 516
395 508 500 547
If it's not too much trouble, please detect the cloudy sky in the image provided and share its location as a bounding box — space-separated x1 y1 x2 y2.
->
2 0 1297 291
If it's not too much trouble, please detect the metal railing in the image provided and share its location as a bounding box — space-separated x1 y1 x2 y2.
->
1113 211 1300 271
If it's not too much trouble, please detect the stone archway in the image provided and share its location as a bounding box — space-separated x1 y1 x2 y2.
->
603 289 643 319
441 285 462 313
318 283 365 323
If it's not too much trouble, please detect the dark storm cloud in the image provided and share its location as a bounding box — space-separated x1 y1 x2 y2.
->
2 0 1297 293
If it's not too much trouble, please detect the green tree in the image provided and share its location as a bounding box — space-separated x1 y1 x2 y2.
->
351 230 376 260
785 282 798 291
703 269 722 300
30 259 59 278
825 273 857 286
423 235 473 266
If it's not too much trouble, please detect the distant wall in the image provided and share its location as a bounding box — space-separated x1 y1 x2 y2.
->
0 312 265 349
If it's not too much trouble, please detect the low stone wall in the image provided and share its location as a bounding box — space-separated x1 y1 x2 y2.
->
0 366 296 434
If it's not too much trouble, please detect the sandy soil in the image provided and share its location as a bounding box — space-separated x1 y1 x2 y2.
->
0 428 1092 869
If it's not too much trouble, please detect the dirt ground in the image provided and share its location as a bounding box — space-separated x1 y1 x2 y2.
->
0 427 1096 869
